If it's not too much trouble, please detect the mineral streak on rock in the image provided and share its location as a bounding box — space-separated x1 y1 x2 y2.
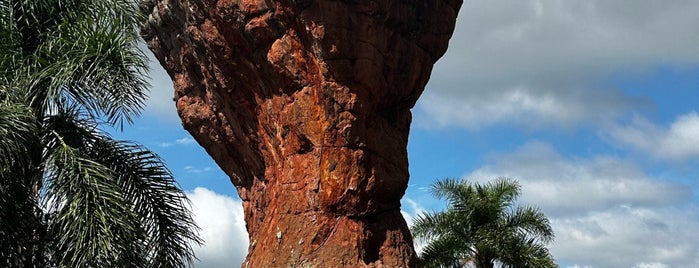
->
140 0 462 266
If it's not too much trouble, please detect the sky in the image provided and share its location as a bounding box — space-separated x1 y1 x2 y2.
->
113 1 699 267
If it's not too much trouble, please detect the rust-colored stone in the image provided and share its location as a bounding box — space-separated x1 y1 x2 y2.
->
140 0 462 266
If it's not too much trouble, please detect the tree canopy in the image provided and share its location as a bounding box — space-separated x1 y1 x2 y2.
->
0 0 201 266
411 177 557 268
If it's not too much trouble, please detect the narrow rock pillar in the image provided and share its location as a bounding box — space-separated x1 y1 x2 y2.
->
141 1 462 266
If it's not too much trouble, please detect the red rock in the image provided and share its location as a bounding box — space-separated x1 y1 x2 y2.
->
141 0 462 266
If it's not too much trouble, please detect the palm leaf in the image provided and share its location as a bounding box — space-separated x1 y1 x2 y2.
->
7 0 148 128
2 0 200 266
504 205 554 244
41 110 200 267
496 234 558 268
0 101 42 266
419 234 468 268
0 100 38 167
415 177 557 267
87 139 201 267
36 11 148 127
44 138 147 267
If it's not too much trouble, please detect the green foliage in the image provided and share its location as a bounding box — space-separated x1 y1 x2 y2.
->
411 177 558 268
2 0 148 128
0 0 201 266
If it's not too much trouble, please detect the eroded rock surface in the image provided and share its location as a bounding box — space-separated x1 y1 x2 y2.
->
141 0 462 266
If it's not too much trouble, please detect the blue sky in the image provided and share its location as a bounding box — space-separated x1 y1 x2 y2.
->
114 1 699 267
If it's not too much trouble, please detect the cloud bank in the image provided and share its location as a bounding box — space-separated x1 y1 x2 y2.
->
187 188 248 268
416 0 699 129
463 142 698 267
609 112 699 161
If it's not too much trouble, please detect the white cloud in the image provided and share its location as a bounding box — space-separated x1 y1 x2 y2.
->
460 141 699 267
608 112 699 161
184 166 213 174
553 206 699 268
187 187 249 268
401 198 427 226
417 0 699 129
141 44 179 121
401 198 428 254
634 262 669 268
159 142 174 148
176 137 196 145
417 87 642 129
466 142 690 216
159 137 197 148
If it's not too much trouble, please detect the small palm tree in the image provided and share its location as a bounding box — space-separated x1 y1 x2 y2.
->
0 0 201 267
411 177 557 268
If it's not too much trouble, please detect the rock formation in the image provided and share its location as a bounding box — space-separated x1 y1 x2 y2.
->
140 0 462 266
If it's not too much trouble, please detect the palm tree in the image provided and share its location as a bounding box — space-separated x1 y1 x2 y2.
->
0 0 201 267
411 177 557 268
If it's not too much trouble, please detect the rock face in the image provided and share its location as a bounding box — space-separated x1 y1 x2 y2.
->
141 0 462 266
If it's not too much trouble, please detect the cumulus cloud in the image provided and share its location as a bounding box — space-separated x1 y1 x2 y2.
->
417 88 643 129
401 198 429 254
461 141 698 267
608 112 699 161
553 207 699 268
159 137 197 148
634 262 670 268
466 142 690 216
187 188 248 268
142 46 179 121
401 198 427 227
416 0 699 129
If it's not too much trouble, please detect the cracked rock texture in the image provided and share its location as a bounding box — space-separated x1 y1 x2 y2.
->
141 0 462 266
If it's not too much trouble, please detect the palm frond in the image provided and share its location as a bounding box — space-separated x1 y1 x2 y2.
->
2 1 199 266
504 205 554 244
48 12 147 124
0 172 42 267
412 209 475 268
41 109 200 267
7 0 148 128
87 139 201 267
412 210 465 243
44 138 147 267
430 177 466 202
485 177 520 212
497 235 558 268
0 105 42 266
0 4 21 83
0 56 44 266
417 177 557 267
0 100 39 168
419 234 469 268
431 178 479 216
